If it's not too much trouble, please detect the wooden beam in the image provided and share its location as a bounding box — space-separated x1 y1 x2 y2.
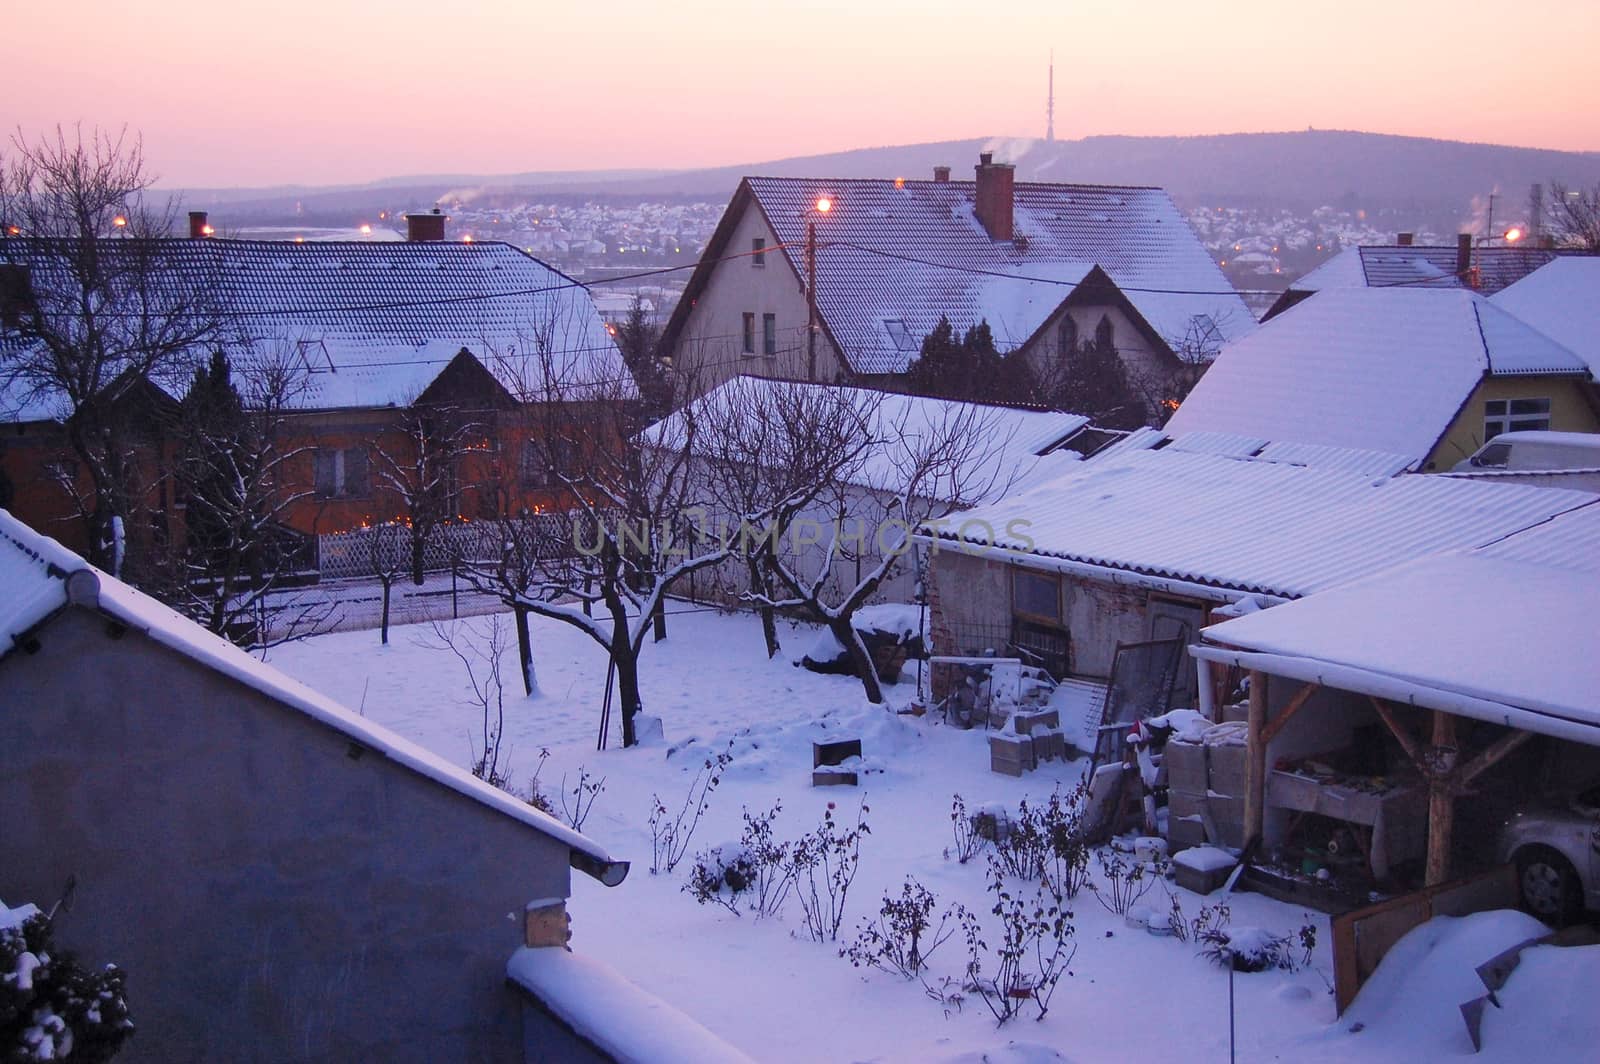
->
1368 696 1425 770
1457 729 1535 788
1244 670 1269 848
1259 681 1320 747
1425 710 1458 887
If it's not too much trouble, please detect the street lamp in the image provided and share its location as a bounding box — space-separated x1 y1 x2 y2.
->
803 194 832 382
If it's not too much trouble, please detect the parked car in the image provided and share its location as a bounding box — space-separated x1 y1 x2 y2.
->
1497 782 1600 922
1452 430 1600 473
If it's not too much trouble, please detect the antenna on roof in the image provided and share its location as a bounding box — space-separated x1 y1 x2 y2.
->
1046 51 1055 143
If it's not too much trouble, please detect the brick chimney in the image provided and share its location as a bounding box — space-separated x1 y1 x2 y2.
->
405 208 447 242
188 211 211 238
1456 233 1474 284
933 165 951 183
973 153 1014 241
1396 232 1414 246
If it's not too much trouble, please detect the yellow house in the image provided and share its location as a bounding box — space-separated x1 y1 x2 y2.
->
1164 286 1598 470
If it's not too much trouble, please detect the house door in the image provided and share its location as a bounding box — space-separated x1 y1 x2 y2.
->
1148 597 1207 709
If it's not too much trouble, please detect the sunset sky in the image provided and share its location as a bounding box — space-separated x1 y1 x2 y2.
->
8 0 1598 188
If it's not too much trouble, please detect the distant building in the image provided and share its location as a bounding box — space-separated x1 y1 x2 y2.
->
1164 287 1599 470
660 154 1254 417
0 216 627 559
1261 237 1591 320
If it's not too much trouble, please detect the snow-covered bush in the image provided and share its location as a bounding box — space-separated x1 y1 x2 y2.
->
987 786 1092 899
1162 891 1231 944
967 858 1077 1025
1199 921 1317 973
2 902 134 1062
524 748 556 815
734 802 800 919
648 741 734 874
685 843 756 915
791 800 870 943
842 878 970 980
1088 848 1161 917
945 794 988 865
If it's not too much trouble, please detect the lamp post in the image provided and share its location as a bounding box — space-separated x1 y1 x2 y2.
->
803 194 832 382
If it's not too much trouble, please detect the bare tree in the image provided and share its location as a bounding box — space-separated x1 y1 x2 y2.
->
1543 182 1600 251
428 617 514 789
165 343 318 646
0 125 221 577
688 376 876 657
370 399 484 586
367 519 409 645
739 393 1018 704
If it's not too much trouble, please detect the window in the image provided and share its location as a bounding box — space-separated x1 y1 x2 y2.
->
751 237 766 267
313 447 369 498
762 313 777 356
1484 397 1551 439
1056 314 1079 357
742 312 756 355
1094 314 1115 349
1470 442 1513 468
1012 569 1061 623
521 436 577 489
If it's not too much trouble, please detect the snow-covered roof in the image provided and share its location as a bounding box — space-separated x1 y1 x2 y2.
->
920 446 1598 601
0 238 625 419
1290 245 1576 297
674 175 1254 375
0 508 621 876
641 376 1090 503
1196 502 1600 741
1492 256 1600 377
1164 287 1591 463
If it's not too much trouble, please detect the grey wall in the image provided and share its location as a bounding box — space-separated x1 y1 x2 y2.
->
0 606 571 1064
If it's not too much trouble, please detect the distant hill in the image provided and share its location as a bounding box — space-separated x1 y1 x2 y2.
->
183 131 1600 221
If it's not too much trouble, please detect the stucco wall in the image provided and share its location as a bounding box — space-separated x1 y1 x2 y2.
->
1017 301 1177 421
671 201 843 394
0 605 572 1063
1425 375 1600 471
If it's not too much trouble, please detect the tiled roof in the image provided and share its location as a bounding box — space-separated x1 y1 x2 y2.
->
1 238 624 417
1292 245 1585 296
742 177 1254 375
1492 257 1600 377
924 446 1597 601
1164 287 1590 462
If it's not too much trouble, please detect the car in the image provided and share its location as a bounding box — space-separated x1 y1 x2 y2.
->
1452 430 1600 473
1497 782 1600 923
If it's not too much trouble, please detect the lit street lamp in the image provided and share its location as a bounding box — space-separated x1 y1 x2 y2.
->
803 194 832 382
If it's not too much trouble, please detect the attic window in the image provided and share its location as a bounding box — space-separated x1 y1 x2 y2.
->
883 319 916 353
1484 398 1550 439
752 237 766 267
1094 315 1115 349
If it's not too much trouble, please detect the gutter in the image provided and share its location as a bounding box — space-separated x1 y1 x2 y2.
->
1189 644 1600 747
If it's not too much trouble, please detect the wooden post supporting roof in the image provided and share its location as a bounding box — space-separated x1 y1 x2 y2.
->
1425 710 1459 886
1245 670 1268 848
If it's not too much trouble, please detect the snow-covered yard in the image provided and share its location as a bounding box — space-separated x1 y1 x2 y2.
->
266 606 1564 1063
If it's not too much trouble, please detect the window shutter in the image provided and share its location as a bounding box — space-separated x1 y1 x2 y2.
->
342 447 369 497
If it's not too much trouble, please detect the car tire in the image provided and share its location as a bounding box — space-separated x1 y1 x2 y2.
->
1516 845 1582 925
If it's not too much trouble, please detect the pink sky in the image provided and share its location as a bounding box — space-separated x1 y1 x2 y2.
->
9 0 1598 188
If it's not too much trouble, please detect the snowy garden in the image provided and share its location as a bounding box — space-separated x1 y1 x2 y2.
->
261 604 1594 1063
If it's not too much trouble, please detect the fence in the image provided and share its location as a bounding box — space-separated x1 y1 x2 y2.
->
315 515 576 582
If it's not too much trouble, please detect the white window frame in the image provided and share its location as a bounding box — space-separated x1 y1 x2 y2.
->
1484 397 1551 440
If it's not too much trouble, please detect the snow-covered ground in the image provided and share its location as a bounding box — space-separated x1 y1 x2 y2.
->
268 606 1559 1063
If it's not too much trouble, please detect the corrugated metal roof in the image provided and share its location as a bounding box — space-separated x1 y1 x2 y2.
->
1252 440 1417 476
744 176 1254 375
1164 431 1268 457
1164 287 1590 462
929 447 1597 599
1477 500 1600 575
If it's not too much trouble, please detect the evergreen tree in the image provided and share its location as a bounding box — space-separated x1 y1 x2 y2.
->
905 317 1033 404
1 904 134 1062
614 296 671 416
1043 335 1145 429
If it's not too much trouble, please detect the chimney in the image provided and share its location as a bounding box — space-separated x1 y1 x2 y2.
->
188 211 211 238
973 153 1015 241
1456 232 1474 283
1396 232 1414 246
405 208 447 242
933 165 951 183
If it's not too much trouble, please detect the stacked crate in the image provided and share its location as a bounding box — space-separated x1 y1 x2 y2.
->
1164 738 1247 850
988 709 1063 775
